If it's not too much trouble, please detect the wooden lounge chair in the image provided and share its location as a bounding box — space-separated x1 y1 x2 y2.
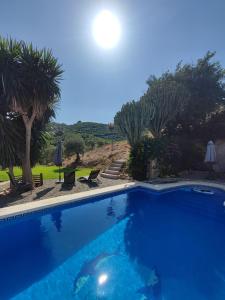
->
7 172 32 193
78 169 100 183
32 174 43 187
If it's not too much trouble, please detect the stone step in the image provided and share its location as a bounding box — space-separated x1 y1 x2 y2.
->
114 160 126 164
100 173 120 179
111 163 123 168
109 166 121 171
105 169 120 175
100 159 126 180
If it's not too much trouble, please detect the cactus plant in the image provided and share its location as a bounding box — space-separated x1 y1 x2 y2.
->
141 77 189 137
114 100 153 147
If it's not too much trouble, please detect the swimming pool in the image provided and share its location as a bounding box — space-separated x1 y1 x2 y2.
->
1 185 225 300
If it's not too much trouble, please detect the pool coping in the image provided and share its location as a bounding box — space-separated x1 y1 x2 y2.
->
0 180 225 220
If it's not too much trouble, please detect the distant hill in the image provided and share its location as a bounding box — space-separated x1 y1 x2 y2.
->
49 121 125 141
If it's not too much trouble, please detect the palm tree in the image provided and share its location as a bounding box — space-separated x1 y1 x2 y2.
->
30 108 56 167
0 112 24 180
0 114 16 169
0 37 63 185
0 39 22 174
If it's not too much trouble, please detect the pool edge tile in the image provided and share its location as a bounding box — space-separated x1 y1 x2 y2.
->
1 180 225 220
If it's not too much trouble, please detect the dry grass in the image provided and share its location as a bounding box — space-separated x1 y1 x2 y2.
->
65 141 130 170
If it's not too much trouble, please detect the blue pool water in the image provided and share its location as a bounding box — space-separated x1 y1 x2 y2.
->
1 186 225 299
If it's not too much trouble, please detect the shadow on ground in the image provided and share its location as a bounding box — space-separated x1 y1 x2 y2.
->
34 187 55 200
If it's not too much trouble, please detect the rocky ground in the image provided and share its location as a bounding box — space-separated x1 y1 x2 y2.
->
0 177 130 208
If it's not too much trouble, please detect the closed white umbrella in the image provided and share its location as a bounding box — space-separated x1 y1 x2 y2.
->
204 140 216 163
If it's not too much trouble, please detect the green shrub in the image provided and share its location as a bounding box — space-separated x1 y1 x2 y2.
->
177 138 205 171
128 136 207 180
128 143 146 180
128 137 165 180
159 140 182 176
159 138 205 175
39 144 55 165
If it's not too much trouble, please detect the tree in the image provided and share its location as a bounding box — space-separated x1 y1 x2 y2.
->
0 38 22 172
0 37 63 184
0 114 18 169
64 136 85 162
30 108 56 167
163 52 225 171
0 99 24 174
114 100 147 147
86 138 96 150
166 51 225 137
141 74 189 137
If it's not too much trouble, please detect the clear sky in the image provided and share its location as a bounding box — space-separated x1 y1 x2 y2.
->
1 0 225 124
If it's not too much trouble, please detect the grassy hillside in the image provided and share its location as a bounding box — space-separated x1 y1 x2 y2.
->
49 121 124 141
39 121 126 165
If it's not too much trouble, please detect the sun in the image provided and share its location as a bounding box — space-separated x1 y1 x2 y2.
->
92 10 121 49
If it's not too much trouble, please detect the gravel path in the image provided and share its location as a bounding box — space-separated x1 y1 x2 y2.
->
0 178 130 208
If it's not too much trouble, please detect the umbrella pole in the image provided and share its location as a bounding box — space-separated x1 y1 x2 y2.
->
59 166 61 182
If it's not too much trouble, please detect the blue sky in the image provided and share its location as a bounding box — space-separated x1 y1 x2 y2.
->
1 0 225 124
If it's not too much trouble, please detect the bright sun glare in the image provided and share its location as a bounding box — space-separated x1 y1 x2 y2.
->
98 273 108 285
92 10 121 49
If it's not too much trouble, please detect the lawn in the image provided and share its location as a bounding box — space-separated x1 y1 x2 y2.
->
0 165 93 182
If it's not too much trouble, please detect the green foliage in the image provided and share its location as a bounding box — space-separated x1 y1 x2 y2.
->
64 136 85 161
115 52 225 178
128 137 165 180
0 36 63 183
17 43 62 116
30 109 56 167
142 74 189 137
38 144 55 165
0 114 19 168
158 140 182 176
199 110 225 142
0 37 63 118
114 100 146 147
163 52 225 172
46 121 123 153
166 51 225 137
85 137 96 150
128 143 147 180
176 138 205 171
0 165 92 181
49 121 124 142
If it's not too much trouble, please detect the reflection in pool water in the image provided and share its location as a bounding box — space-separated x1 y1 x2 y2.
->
1 187 225 299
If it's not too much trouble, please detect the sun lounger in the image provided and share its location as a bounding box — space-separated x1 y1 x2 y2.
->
78 169 100 183
7 172 32 193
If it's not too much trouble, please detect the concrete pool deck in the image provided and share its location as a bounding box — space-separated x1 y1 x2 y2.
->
1 179 225 220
